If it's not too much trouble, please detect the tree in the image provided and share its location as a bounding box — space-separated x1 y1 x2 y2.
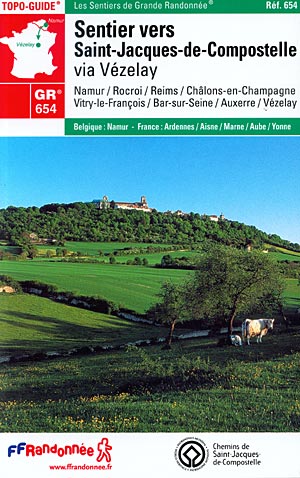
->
0 201 299 251
146 281 187 347
160 254 174 268
133 256 142 265
186 245 284 337
26 245 38 259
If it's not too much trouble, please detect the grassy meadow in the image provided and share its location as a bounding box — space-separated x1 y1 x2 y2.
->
35 241 199 266
1 259 299 313
36 241 300 266
0 294 165 356
268 246 300 262
0 260 190 313
1 330 300 432
283 279 300 311
1 241 300 433
62 241 173 256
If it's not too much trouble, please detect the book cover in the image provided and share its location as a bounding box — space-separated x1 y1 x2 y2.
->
0 1 300 476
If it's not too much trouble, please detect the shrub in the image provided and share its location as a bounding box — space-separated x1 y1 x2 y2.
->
0 275 22 292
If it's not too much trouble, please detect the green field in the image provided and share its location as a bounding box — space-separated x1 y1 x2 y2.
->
0 260 190 313
0 294 164 355
35 241 198 266
272 246 300 256
270 252 300 262
1 261 300 313
37 241 300 261
1 259 299 314
0 273 299 433
37 241 176 256
1 234 300 432
283 279 300 311
266 245 300 262
1 330 300 432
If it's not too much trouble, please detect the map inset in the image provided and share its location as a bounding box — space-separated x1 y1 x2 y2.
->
0 19 57 79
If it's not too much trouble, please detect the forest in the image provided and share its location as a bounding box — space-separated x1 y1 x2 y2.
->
0 201 299 251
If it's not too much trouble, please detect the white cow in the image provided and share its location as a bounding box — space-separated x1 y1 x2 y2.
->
230 334 242 346
242 318 274 345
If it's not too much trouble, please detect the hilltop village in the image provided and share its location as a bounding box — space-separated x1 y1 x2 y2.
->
93 195 225 222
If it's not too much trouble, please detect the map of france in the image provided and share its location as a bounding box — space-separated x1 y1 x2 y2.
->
0 19 57 78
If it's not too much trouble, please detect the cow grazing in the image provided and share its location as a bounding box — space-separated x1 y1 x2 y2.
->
242 318 274 345
230 334 242 347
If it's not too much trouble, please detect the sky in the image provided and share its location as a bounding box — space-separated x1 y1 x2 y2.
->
0 136 299 243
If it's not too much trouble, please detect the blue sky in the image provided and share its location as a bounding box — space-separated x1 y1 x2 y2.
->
0 136 299 243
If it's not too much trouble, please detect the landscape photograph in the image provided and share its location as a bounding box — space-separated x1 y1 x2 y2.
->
0 135 299 432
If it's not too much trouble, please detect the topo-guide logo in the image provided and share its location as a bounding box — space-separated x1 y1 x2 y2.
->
0 14 64 119
175 437 209 471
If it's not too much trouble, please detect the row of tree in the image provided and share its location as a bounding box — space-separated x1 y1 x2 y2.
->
1 202 299 251
147 246 285 345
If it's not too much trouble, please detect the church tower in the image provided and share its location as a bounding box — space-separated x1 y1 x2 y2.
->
141 196 148 206
100 195 109 209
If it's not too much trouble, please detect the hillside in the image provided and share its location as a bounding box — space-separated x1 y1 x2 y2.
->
0 201 299 251
0 294 162 356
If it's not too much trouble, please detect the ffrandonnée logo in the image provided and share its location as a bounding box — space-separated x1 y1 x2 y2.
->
7 438 112 463
175 437 209 471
